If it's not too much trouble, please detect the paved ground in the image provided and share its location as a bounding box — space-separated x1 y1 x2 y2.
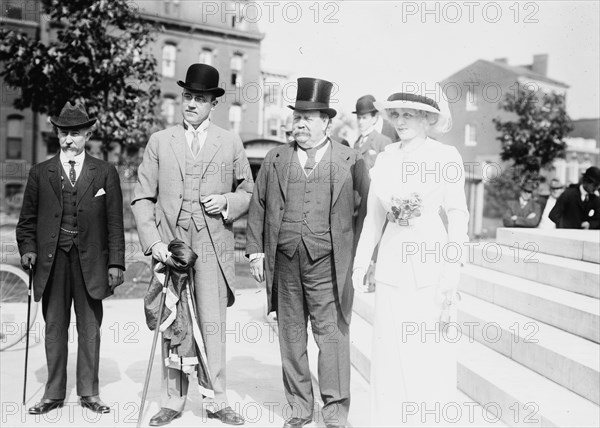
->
0 289 320 428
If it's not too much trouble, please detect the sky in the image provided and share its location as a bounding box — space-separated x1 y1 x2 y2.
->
255 1 600 120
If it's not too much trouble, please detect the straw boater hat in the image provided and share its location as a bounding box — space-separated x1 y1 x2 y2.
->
373 83 452 133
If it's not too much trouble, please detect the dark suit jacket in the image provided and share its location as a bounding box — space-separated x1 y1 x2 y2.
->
245 139 370 324
17 154 125 301
353 130 393 170
381 118 399 142
549 185 600 229
502 199 542 227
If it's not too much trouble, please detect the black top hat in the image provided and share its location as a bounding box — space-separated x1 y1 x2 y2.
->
288 77 337 118
177 63 225 97
583 166 600 184
352 95 378 115
50 102 97 130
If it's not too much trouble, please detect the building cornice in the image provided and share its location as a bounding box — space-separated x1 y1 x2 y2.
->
141 12 264 44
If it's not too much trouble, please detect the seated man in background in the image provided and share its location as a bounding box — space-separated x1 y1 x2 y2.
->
503 180 542 228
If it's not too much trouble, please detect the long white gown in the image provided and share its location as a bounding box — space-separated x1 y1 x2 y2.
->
354 138 470 427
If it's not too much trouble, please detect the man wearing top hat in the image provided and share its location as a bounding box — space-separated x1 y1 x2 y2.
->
352 95 393 170
245 77 370 428
16 102 125 415
502 179 542 227
550 166 600 229
132 63 252 426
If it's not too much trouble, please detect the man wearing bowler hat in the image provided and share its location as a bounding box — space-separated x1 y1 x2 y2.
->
17 102 125 415
351 95 393 170
132 63 252 426
246 78 370 428
550 166 600 229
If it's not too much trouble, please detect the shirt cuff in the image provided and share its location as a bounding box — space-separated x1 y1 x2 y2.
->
221 195 230 220
148 240 162 252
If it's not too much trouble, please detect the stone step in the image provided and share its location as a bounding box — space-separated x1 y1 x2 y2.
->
471 244 600 298
352 290 375 325
458 293 600 405
458 339 600 427
496 228 600 263
460 263 600 343
349 307 372 382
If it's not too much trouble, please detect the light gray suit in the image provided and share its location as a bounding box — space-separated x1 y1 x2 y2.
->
132 122 253 411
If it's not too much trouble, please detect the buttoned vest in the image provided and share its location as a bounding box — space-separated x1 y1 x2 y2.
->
58 174 80 251
278 147 333 260
177 144 207 231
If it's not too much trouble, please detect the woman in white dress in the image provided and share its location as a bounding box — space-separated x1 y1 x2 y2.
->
352 87 470 427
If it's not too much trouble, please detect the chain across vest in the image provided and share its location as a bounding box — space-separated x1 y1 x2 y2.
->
277 141 334 261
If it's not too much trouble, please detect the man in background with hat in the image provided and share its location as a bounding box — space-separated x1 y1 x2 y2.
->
502 179 542 227
17 101 125 415
246 77 370 428
550 166 600 229
537 178 565 229
351 94 393 170
132 63 252 426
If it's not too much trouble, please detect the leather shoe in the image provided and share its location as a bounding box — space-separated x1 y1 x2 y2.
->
28 399 64 415
207 406 245 425
149 408 182 426
283 417 313 428
80 396 110 414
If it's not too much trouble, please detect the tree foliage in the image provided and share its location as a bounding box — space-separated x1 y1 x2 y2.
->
493 84 573 176
0 0 161 149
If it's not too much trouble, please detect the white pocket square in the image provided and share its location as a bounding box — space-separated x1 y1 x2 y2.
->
368 149 377 155
95 188 106 197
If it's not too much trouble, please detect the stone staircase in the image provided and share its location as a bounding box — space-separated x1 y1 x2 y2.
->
350 228 600 427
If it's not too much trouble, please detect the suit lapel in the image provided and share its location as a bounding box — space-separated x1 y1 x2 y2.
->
331 141 351 206
360 134 373 155
169 125 186 179
201 124 222 178
76 154 96 207
47 155 62 206
273 144 295 200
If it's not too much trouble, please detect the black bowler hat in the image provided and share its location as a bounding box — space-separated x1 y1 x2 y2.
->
583 166 600 185
352 95 378 115
177 63 225 97
50 102 96 130
288 77 337 118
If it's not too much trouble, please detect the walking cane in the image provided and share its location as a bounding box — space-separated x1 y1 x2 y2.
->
22 264 33 405
137 266 171 428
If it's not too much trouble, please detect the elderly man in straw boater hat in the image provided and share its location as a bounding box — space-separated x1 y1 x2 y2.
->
132 63 252 426
17 102 125 415
246 77 370 428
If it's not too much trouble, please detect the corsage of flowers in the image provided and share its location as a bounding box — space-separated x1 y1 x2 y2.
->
387 193 423 226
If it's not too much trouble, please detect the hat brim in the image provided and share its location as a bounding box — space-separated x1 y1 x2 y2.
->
287 105 337 119
177 81 225 97
352 108 378 115
373 100 441 114
50 118 97 130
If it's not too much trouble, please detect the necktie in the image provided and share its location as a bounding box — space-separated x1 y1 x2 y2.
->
191 131 200 157
304 147 317 174
356 135 364 149
68 161 76 185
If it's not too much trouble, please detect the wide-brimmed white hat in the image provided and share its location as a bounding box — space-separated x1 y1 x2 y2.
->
374 83 452 133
